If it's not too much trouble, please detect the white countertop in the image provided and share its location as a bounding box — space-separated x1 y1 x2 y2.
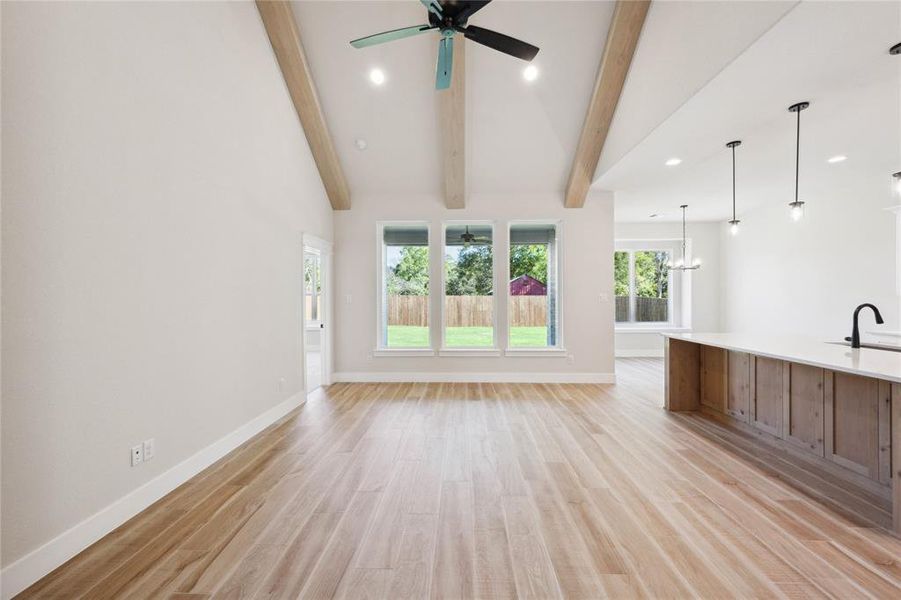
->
662 332 901 384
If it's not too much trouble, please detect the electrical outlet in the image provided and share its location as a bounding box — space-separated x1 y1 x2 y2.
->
131 444 144 467
279 377 286 393
143 438 155 461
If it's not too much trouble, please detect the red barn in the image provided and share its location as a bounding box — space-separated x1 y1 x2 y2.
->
509 274 547 296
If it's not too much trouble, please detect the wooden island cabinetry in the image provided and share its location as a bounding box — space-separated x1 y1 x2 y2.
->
664 333 901 536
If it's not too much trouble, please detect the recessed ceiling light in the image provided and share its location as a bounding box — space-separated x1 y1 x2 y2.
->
355 138 368 151
368 68 385 86
649 213 659 218
665 158 682 167
827 155 847 163
523 64 539 82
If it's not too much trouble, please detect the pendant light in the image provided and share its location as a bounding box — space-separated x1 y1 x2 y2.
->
667 205 701 271
726 140 742 235
788 101 809 221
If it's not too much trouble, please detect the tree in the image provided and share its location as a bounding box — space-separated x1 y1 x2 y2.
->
446 246 493 295
387 246 429 296
509 244 547 283
614 251 629 296
633 251 668 298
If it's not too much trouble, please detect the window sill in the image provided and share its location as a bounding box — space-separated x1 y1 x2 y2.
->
438 348 502 357
615 326 690 334
372 348 435 357
504 347 568 357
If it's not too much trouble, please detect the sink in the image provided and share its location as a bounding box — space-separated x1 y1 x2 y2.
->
828 340 901 353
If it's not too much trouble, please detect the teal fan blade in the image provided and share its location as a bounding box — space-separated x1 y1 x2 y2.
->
350 25 435 49
436 36 453 90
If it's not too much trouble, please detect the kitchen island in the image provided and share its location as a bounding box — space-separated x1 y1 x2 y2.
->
663 332 900 536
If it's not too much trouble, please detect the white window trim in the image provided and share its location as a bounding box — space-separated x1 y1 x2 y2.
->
505 219 564 352
614 238 690 333
504 348 568 357
373 348 436 357
375 220 433 352
440 220 500 353
438 348 501 357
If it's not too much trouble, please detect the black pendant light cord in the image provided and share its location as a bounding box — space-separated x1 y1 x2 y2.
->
732 144 737 221
794 107 801 204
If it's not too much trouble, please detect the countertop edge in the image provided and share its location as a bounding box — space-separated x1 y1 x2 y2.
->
661 332 901 385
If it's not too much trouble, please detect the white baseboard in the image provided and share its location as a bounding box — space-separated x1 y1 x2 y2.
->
616 349 665 358
0 392 305 600
333 371 616 384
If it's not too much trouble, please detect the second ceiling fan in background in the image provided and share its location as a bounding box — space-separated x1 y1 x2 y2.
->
350 0 540 90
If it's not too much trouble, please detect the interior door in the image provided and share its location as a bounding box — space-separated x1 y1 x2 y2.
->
304 249 323 392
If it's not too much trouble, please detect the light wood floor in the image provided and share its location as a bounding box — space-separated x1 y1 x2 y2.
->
20 359 901 599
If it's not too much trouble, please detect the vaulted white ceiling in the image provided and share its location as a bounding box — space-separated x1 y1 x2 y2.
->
288 1 900 215
597 0 901 222
291 0 612 197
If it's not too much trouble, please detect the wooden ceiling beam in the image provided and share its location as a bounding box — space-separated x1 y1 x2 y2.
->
438 38 466 209
257 0 351 210
564 0 650 208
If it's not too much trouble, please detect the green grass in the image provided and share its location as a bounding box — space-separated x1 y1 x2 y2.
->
507 327 550 347
386 326 548 348
387 326 431 348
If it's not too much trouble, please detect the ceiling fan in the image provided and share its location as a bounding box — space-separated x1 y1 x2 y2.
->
459 226 491 248
350 0 539 90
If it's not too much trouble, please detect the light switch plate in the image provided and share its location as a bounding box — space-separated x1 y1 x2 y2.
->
143 439 155 461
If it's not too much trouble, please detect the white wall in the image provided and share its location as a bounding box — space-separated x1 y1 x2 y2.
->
333 192 615 380
1 0 332 576
720 184 899 341
614 221 722 356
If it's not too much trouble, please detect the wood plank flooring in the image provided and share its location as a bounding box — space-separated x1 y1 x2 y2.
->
19 358 901 599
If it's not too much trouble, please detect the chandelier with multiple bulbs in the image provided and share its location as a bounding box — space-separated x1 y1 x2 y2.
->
666 205 702 271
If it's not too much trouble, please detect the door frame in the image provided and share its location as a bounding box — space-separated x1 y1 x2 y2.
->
303 234 333 391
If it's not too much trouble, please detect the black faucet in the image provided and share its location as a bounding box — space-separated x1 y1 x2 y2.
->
849 303 884 348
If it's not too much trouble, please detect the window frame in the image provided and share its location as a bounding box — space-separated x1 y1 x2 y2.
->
614 239 689 332
304 248 322 330
439 220 500 355
505 220 565 354
375 220 435 355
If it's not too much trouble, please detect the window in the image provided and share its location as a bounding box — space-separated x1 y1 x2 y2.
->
379 223 430 348
443 223 495 348
508 223 560 348
615 245 678 326
304 250 321 326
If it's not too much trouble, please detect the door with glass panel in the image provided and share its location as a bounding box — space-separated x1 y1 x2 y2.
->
304 249 324 391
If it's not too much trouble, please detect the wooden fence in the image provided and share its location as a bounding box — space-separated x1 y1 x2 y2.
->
615 296 668 322
387 295 547 327
388 295 429 327
506 296 547 327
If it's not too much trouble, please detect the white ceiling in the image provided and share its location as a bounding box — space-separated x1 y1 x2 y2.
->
289 1 900 215
594 0 798 180
291 0 613 197
598 0 901 222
